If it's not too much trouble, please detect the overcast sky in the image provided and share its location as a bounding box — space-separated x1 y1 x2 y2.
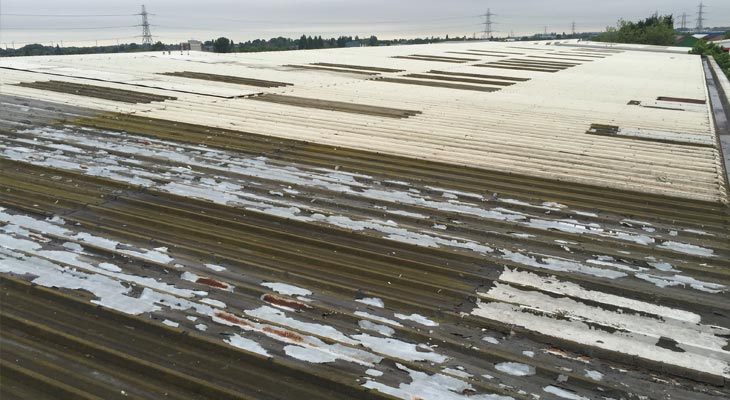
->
1 0 729 47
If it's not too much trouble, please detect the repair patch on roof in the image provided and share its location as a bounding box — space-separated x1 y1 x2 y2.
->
160 71 293 88
16 80 176 104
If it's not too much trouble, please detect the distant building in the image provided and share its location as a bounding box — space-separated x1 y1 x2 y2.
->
713 39 730 52
187 40 203 51
676 35 701 48
676 33 728 48
344 41 362 48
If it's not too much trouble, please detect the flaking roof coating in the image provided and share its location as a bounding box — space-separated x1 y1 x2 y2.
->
0 40 728 400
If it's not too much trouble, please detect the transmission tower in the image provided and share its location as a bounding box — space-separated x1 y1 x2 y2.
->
139 5 153 45
571 21 576 36
680 13 688 31
696 2 705 31
481 9 496 39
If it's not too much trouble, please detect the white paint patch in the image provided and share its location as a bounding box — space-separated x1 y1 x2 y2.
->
482 336 500 344
543 386 588 400
363 363 512 400
283 339 381 366
394 313 439 327
354 311 403 327
584 370 603 381
204 263 227 272
648 261 678 272
284 345 339 363
366 369 384 377
246 306 357 345
359 320 395 337
471 300 730 379
356 297 384 308
635 273 726 293
496 268 702 323
501 250 626 279
98 262 122 273
181 271 200 283
200 298 227 308
195 323 208 331
62 242 84 252
352 334 447 363
495 362 536 376
684 229 712 236
261 282 312 297
479 281 729 357
658 241 715 257
162 319 179 328
386 209 429 219
443 367 472 379
225 334 270 357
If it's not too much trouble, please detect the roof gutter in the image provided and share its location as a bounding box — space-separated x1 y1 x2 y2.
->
703 56 730 201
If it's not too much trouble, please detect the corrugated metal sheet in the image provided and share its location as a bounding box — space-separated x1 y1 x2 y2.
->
0 41 729 400
1 41 725 202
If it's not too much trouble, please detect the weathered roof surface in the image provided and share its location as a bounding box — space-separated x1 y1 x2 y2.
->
1 41 726 202
1 41 729 400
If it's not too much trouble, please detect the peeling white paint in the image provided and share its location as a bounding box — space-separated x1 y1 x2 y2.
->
584 370 603 381
471 300 730 379
356 297 384 308
226 334 271 357
495 362 536 376
352 334 447 363
261 282 313 297
543 385 588 400
394 313 439 327
363 363 513 400
354 311 404 327
359 320 395 337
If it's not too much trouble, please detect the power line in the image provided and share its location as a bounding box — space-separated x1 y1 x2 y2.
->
151 22 483 35
696 2 706 31
2 12 480 25
1 13 137 17
138 5 153 45
153 14 481 26
481 8 496 39
1 25 139 30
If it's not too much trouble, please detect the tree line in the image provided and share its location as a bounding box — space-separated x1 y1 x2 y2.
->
1 34 479 57
594 14 676 46
592 14 729 79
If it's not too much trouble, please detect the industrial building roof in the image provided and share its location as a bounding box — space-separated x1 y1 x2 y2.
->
0 40 729 400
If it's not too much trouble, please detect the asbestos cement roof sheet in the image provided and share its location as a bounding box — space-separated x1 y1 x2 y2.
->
0 40 729 400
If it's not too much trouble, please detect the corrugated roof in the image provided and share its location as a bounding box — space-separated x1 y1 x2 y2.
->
0 41 729 400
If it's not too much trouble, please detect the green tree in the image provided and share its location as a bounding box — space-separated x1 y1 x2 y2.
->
690 41 730 79
151 41 165 51
213 37 232 53
368 35 378 46
595 14 675 46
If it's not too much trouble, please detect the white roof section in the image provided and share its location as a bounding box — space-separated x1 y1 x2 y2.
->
1 40 726 203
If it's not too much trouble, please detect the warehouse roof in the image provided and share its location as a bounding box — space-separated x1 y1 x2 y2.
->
1 40 729 400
